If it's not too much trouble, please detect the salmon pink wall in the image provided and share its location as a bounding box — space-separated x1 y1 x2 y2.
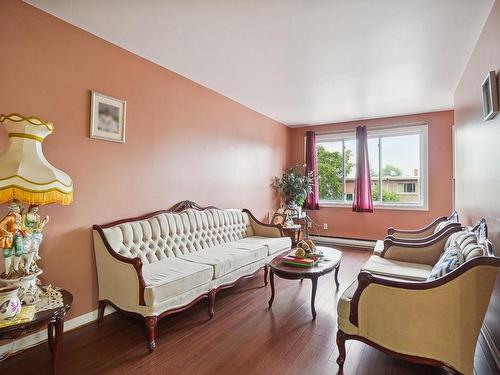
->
289 111 454 240
454 0 500 361
0 0 290 319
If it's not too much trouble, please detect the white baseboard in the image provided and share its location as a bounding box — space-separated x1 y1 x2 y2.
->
309 235 376 249
0 306 115 357
481 325 500 371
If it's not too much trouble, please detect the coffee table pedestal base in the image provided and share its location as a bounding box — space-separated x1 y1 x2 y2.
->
267 247 342 320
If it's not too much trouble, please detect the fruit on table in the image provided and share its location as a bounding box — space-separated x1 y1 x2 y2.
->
305 239 316 250
295 248 306 258
297 240 311 253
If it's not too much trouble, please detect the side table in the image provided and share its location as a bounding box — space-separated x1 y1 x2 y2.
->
0 289 73 373
293 213 310 240
281 225 303 246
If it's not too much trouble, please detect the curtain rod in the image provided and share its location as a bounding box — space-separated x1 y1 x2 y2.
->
308 120 430 136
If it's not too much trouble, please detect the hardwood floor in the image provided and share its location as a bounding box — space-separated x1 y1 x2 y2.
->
1 247 496 375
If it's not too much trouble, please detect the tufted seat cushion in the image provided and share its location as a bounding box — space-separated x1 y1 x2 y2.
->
362 255 433 281
220 242 268 252
177 245 267 278
232 236 291 256
142 258 214 306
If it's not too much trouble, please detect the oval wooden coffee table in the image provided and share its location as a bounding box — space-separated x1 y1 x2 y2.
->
268 246 342 320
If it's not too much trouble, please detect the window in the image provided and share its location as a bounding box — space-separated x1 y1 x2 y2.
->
316 135 356 202
397 182 416 193
315 124 428 209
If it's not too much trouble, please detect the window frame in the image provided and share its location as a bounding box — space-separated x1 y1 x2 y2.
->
313 123 429 211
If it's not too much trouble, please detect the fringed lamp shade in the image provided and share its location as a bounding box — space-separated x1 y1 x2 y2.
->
0 113 73 205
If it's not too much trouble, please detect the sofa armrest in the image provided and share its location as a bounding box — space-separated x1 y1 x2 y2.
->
387 216 448 238
380 226 464 265
387 211 459 239
385 222 461 243
92 226 147 307
242 209 283 238
348 260 499 375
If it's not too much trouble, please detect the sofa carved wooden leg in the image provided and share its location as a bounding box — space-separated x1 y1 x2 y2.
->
208 289 216 319
97 300 106 326
336 330 346 367
144 316 158 353
264 264 268 286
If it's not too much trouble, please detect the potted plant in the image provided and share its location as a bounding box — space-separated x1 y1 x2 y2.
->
274 165 313 216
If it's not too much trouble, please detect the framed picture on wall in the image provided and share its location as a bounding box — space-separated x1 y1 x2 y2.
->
481 71 499 121
90 91 126 143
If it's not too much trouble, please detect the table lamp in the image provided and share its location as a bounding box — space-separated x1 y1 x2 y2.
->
0 113 73 304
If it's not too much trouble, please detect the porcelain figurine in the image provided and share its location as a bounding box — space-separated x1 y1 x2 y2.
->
0 202 46 304
0 285 21 320
22 205 49 273
283 209 295 228
11 273 40 305
0 201 26 277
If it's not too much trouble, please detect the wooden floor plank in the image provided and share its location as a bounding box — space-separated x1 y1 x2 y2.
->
0 247 492 375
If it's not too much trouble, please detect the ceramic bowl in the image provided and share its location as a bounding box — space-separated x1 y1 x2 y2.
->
0 285 21 320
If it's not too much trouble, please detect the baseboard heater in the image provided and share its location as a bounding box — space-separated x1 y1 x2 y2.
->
309 235 376 249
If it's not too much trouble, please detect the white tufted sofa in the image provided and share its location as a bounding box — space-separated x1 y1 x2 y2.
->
92 201 291 352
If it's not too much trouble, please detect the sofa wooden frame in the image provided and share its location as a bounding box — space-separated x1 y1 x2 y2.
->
93 200 283 352
337 219 500 374
380 224 464 258
386 211 460 243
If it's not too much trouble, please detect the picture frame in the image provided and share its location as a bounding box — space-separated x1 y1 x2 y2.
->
90 91 126 143
481 71 499 121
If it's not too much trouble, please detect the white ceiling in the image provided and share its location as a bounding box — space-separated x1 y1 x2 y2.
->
26 0 493 126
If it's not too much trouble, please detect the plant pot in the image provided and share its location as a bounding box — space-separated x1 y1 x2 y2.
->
0 285 21 320
296 206 302 218
287 201 302 218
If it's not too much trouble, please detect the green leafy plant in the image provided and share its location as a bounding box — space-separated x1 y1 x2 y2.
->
274 165 313 206
372 185 400 202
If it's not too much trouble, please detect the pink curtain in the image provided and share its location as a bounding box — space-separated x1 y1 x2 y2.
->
304 131 319 210
352 126 374 213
